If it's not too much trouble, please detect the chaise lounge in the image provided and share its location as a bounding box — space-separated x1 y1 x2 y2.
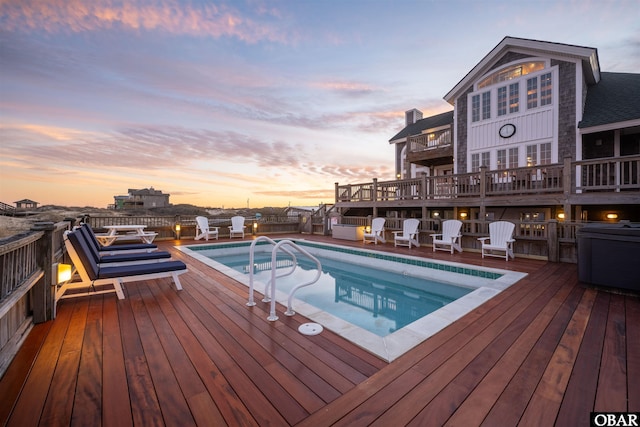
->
59 229 187 304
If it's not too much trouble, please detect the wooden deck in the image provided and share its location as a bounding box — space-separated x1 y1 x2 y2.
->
1 235 638 426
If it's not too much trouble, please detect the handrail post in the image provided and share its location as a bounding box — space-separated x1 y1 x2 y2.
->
563 156 573 222
479 166 487 222
547 220 559 262
32 222 55 323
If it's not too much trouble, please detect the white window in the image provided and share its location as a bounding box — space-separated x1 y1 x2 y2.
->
526 145 537 166
527 77 538 109
481 152 490 168
509 83 519 113
497 87 507 116
509 147 519 168
471 153 480 172
497 149 507 169
471 94 480 122
540 142 552 164
481 92 491 120
540 72 552 106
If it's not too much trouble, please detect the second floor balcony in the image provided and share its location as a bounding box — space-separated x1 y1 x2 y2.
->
336 155 640 207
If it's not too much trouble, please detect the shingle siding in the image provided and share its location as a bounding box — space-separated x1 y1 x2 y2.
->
556 60 577 161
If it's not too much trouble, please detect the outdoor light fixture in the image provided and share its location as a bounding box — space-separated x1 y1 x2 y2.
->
557 212 565 220
174 223 181 240
54 263 72 285
460 212 468 219
253 221 258 234
365 225 371 233
433 211 440 217
606 213 618 220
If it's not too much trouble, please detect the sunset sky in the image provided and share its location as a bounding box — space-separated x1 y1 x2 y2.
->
1 0 639 209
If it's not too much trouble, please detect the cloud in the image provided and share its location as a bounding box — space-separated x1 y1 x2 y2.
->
0 123 390 182
313 80 378 97
0 0 295 44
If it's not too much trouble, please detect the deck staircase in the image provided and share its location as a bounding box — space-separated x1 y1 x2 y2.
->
0 202 15 216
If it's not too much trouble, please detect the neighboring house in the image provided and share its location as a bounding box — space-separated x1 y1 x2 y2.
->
285 206 318 217
14 199 39 209
113 187 170 210
361 36 639 223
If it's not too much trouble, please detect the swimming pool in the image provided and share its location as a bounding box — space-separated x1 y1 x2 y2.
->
178 239 527 361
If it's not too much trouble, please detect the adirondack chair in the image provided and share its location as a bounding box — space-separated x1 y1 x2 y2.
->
228 216 246 238
432 220 463 254
478 221 516 261
393 218 420 248
195 216 219 241
363 217 386 245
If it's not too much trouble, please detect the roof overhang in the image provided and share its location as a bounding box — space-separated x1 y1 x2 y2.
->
444 36 600 105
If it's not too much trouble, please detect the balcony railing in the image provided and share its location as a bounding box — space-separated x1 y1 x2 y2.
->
336 156 640 203
408 130 452 152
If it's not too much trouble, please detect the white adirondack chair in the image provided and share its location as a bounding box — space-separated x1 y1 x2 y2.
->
478 221 516 261
228 216 246 238
432 220 463 254
363 217 386 244
195 216 219 241
393 218 420 248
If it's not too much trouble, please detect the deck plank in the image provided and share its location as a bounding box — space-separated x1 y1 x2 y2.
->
0 320 52 425
441 264 580 426
7 297 76 426
626 295 640 411
1 235 639 427
127 282 197 426
518 288 597 427
102 294 134 427
555 290 609 426
594 293 628 412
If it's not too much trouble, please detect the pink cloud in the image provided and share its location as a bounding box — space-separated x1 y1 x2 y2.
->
0 0 294 44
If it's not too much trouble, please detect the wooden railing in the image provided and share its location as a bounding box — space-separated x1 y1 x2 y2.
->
0 221 69 376
336 156 640 203
576 155 640 192
408 129 452 152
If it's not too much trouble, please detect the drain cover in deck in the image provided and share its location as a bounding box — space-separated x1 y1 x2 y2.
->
298 323 323 335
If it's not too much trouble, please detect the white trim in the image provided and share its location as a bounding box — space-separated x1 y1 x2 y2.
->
579 118 640 134
445 37 598 104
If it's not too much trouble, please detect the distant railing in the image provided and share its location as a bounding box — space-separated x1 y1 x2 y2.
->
85 214 300 239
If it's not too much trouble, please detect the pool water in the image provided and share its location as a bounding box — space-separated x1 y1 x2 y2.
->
178 239 527 361
212 252 472 337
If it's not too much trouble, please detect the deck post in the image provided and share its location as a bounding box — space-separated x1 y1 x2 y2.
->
547 220 559 262
32 222 55 323
563 156 573 222
479 166 487 221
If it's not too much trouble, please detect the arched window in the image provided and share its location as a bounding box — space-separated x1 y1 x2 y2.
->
477 61 546 89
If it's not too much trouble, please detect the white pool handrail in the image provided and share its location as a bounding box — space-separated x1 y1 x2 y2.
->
247 236 296 306
268 240 322 321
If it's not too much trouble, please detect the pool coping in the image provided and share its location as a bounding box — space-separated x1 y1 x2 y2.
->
177 239 528 362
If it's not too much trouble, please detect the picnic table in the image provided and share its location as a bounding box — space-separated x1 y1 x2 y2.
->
95 225 157 246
